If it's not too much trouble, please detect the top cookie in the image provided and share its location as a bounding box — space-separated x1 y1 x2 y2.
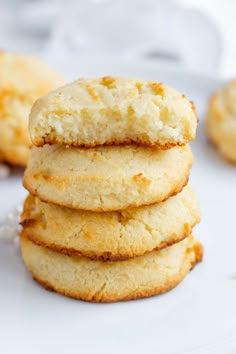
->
0 51 64 166
29 76 197 148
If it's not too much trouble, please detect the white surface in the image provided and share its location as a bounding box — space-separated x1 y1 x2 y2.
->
0 59 236 354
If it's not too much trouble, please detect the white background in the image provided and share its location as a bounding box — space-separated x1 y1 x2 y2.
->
0 0 236 77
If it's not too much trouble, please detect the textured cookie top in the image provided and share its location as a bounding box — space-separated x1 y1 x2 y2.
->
29 76 197 148
0 51 64 166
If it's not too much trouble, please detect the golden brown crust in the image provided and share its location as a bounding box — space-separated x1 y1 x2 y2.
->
20 218 37 228
34 136 185 149
192 239 204 265
30 244 203 302
21 229 189 261
31 268 188 303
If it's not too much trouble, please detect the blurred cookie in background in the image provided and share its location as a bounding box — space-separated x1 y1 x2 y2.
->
0 52 64 167
205 79 236 163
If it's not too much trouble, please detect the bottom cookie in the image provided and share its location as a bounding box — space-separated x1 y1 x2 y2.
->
21 235 203 303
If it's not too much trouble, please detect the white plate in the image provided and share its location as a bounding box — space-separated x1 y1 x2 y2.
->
0 59 236 354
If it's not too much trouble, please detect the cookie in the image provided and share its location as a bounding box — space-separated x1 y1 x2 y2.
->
205 80 236 163
21 234 203 302
0 51 64 166
23 144 192 211
21 185 200 260
29 76 197 148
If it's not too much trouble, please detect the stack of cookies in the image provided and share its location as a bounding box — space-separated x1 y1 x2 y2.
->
21 77 203 302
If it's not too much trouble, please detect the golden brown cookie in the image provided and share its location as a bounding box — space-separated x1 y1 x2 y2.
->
21 234 203 302
29 76 197 148
21 185 200 260
23 144 193 211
